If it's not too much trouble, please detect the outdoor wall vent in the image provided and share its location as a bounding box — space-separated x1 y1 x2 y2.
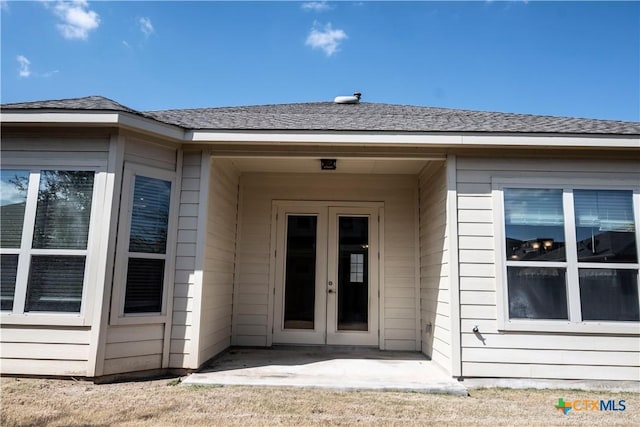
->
334 92 362 104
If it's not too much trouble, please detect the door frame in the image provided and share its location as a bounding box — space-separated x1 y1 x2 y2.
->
268 200 385 348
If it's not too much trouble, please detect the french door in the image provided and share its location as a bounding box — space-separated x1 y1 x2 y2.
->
272 202 379 346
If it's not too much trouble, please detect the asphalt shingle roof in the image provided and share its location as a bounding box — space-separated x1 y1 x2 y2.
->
3 95 639 135
2 96 138 114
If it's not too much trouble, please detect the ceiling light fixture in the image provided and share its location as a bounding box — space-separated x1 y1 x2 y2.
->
321 159 337 170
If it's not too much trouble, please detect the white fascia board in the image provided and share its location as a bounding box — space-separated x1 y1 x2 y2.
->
117 113 185 140
186 130 463 145
1 112 121 124
186 130 639 149
461 134 640 148
1 111 186 141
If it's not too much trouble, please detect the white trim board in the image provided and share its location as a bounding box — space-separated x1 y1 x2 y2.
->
3 111 637 150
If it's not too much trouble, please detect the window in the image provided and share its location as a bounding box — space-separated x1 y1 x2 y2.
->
113 165 175 321
503 188 568 320
350 253 364 283
574 190 638 321
496 183 639 332
0 169 97 316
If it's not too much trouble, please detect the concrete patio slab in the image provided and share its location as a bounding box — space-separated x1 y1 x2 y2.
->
182 346 468 395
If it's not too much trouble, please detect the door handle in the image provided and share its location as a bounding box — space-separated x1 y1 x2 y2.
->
328 281 335 293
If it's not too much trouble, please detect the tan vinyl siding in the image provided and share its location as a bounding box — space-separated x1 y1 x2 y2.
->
124 137 177 171
0 326 91 375
198 158 239 364
102 324 164 375
457 156 640 381
235 173 419 350
1 137 110 164
169 151 202 368
419 162 452 373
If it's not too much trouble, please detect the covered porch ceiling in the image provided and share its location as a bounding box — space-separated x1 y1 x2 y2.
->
219 157 440 175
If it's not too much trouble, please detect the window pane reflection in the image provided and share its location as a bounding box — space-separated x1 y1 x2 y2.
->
32 171 94 250
0 170 29 248
574 190 637 263
504 189 566 261
129 176 171 254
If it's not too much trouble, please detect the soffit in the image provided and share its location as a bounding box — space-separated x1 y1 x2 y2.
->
227 157 431 174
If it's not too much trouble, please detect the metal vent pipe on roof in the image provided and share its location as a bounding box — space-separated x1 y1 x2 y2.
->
334 92 362 104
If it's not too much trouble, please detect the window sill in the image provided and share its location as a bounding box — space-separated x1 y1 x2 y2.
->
1 313 88 327
109 313 168 326
499 319 640 335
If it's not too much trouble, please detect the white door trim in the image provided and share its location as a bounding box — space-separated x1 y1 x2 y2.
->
269 200 383 347
326 206 379 346
272 205 327 344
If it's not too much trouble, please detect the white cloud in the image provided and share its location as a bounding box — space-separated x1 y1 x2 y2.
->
305 22 347 57
50 0 100 40
41 70 60 78
17 55 31 78
301 2 331 12
0 183 27 205
16 54 58 78
139 17 154 37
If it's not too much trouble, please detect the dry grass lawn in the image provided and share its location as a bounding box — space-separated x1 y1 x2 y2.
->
1 377 638 426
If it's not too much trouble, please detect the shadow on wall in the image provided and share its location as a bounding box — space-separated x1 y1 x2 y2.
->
419 161 450 365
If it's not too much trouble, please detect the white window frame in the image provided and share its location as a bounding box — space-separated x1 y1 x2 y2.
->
493 176 640 334
110 163 178 325
0 162 106 326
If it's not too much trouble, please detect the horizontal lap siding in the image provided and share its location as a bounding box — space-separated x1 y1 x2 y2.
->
124 138 177 171
0 326 91 376
1 138 110 377
419 162 452 373
235 173 419 350
1 138 110 165
457 157 640 381
170 152 201 368
103 324 164 375
199 159 239 364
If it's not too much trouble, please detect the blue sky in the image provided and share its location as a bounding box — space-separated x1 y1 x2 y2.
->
1 1 639 121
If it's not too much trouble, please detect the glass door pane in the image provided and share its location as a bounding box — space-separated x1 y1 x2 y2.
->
284 215 317 329
337 216 368 331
